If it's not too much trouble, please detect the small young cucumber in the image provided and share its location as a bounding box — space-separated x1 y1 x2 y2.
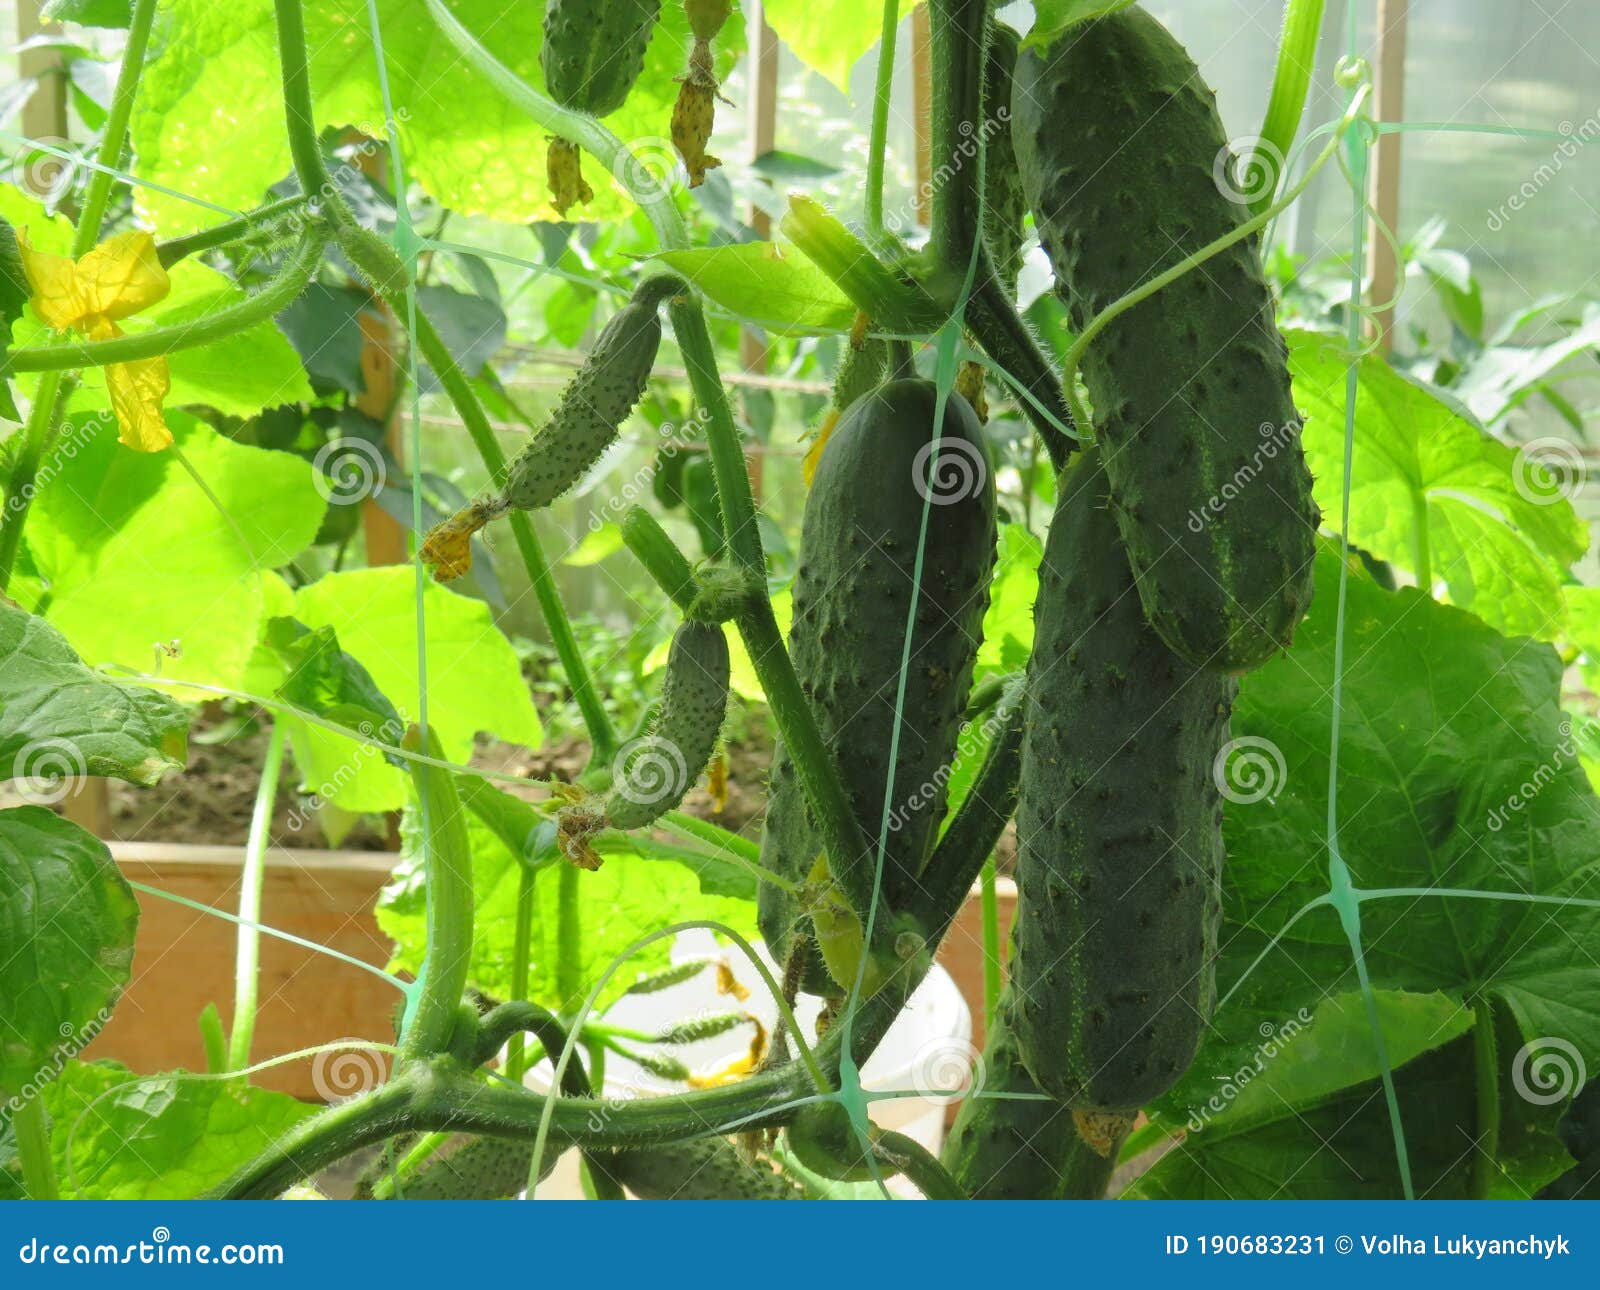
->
501 276 677 511
605 618 729 830
1012 6 1318 672
1011 449 1236 1115
390 1135 558 1200
758 379 996 994
981 22 1027 295
611 1136 803 1199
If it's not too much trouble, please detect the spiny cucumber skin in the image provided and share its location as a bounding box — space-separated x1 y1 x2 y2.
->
503 296 662 511
397 1135 557 1200
1012 449 1235 1114
982 22 1027 295
541 0 662 118
612 1136 803 1199
606 620 729 830
942 990 1093 1199
758 380 997 990
1012 6 1317 672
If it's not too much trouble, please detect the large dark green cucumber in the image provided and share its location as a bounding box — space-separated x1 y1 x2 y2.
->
943 989 1122 1199
758 380 997 992
611 1136 803 1199
1012 449 1235 1114
1012 6 1317 672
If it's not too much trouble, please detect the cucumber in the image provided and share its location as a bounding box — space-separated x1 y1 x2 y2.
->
786 1102 874 1183
981 22 1027 295
501 276 676 512
943 989 1124 1199
1011 449 1235 1114
541 0 663 212
758 380 997 992
1012 6 1317 672
393 1135 558 1200
605 619 729 830
612 1136 803 1199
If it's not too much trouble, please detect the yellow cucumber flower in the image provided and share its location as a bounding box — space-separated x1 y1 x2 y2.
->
18 229 175 451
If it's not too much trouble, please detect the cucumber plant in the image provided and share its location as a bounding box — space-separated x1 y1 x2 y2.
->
1 0 1589 1207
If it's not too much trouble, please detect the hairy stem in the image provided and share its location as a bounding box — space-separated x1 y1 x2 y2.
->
0 371 69 592
1472 998 1500 1199
1251 0 1327 217
13 1097 58 1199
878 1128 968 1200
227 721 286 1073
156 195 309 266
864 0 901 245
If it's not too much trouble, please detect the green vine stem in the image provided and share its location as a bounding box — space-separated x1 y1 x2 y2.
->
864 0 900 246
273 0 336 206
397 726 475 1065
667 294 878 932
13 1098 59 1199
402 304 619 765
876 1128 968 1200
227 721 286 1073
155 195 309 266
0 371 70 593
1250 0 1327 217
3 231 327 374
507 867 536 1083
556 864 583 1015
979 856 1000 1030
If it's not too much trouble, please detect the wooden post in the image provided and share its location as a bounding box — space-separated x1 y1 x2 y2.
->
911 5 933 228
739 2 781 500
1365 0 1409 351
17 0 69 194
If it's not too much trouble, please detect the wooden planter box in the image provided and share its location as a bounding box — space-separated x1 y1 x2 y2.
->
89 841 1016 1101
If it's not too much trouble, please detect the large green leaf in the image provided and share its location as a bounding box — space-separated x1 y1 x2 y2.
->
763 0 919 91
282 567 542 812
655 244 856 335
0 810 139 1101
26 411 327 690
1287 329 1588 640
378 804 758 1013
0 602 187 787
1131 547 1600 1197
131 0 744 233
0 1060 315 1199
975 523 1040 676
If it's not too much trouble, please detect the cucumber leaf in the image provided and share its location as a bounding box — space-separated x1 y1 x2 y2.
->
654 243 857 336
761 1 920 93
0 811 139 1102
0 1060 315 1200
0 601 187 786
1287 329 1588 641
1025 0 1139 49
1129 546 1600 1198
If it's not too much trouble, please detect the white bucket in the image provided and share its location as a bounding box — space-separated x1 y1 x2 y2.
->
518 929 974 1198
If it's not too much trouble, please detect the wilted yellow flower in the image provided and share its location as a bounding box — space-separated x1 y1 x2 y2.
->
18 229 174 451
